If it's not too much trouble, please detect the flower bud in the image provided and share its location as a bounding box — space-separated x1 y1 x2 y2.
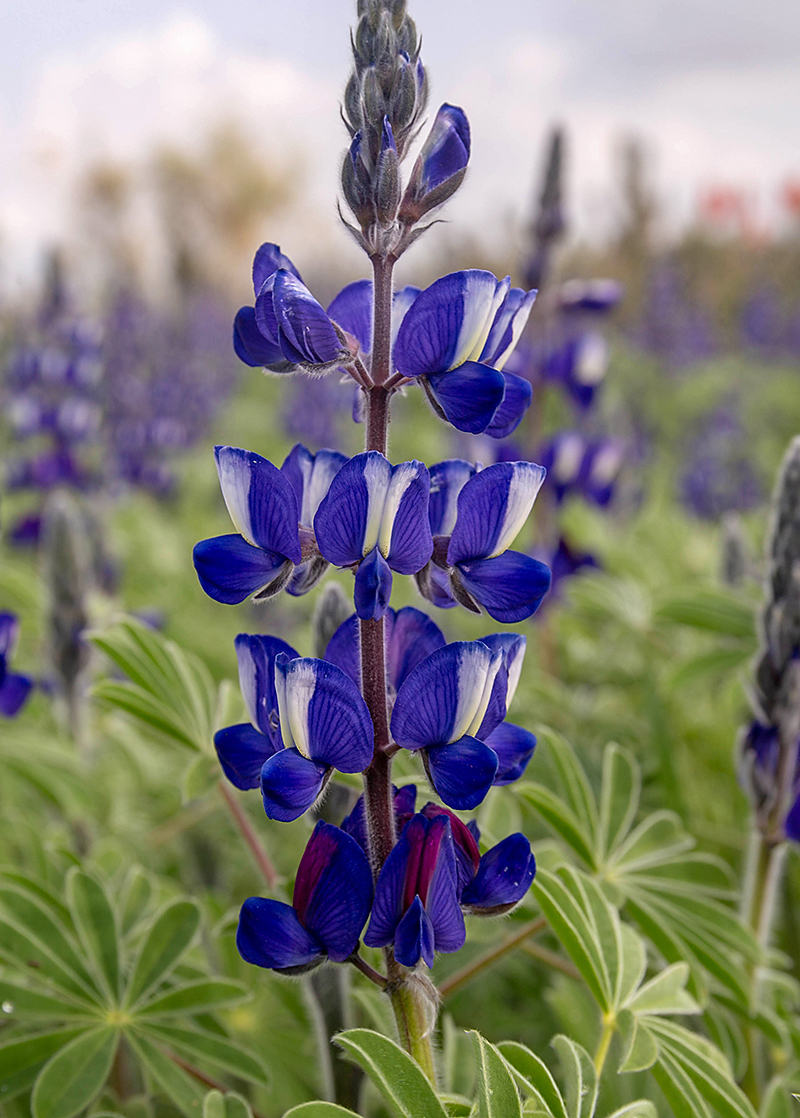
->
375 117 400 224
399 104 470 224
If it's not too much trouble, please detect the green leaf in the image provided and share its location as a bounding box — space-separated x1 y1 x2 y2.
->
668 647 751 690
31 1026 118 1118
536 730 599 856
0 979 100 1021
759 1080 793 1118
438 1094 474 1117
66 870 120 1003
124 899 200 1009
335 1027 448 1118
120 867 154 937
140 1022 269 1086
497 1041 566 1118
654 590 755 639
282 1106 362 1118
606 1105 657 1117
127 1030 206 1117
647 1018 758 1118
136 979 249 1018
616 1011 658 1074
182 754 220 803
0 1026 88 1102
551 1036 597 1118
203 1088 254 1118
470 1032 523 1118
597 745 640 864
516 784 596 869
624 963 699 1016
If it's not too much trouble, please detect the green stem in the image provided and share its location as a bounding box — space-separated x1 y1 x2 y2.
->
387 966 438 1084
438 917 547 997
593 1015 615 1076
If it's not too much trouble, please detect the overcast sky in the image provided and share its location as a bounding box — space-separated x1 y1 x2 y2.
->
2 0 799 287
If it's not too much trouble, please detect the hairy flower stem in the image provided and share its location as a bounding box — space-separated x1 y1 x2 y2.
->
217 781 279 890
357 248 438 1083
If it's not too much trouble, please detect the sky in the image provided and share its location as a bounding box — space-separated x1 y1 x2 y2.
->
1 0 799 288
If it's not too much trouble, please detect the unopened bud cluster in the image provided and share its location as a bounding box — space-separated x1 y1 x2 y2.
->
340 0 470 257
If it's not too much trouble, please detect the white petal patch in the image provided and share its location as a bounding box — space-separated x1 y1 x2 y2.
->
489 463 547 558
361 454 393 554
552 433 585 484
276 659 317 758
216 447 255 546
377 461 419 556
575 332 608 386
450 643 494 742
589 443 624 486
431 461 475 537
305 452 343 526
235 640 259 728
450 273 505 368
504 638 526 709
464 647 504 738
492 290 537 372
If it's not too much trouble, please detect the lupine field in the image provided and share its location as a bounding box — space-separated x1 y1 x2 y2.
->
3 3 800 1117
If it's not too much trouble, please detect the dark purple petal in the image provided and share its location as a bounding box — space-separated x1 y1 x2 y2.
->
456 551 551 623
424 834 466 953
327 280 373 354
193 535 292 605
415 563 458 610
485 373 533 439
323 614 361 689
425 363 505 434
314 454 372 566
419 104 470 192
214 446 302 561
420 803 481 894
385 465 433 575
461 834 535 912
273 270 342 366
0 613 19 659
260 748 330 822
286 556 330 596
252 242 303 293
341 784 418 851
214 723 280 790
394 896 435 968
423 737 499 810
364 825 412 948
393 271 500 377
280 444 348 529
354 548 393 620
485 722 536 785
785 794 800 842
275 656 374 772
233 306 291 370
292 821 373 962
428 459 478 536
387 607 446 693
235 633 298 738
447 461 546 565
237 897 321 971
0 674 33 718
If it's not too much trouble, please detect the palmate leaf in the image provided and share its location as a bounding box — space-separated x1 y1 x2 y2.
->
470 1032 523 1118
653 589 756 640
283 1106 361 1117
31 1026 118 1118
136 978 249 1018
0 1027 89 1102
127 1029 207 1118
643 1018 758 1118
89 617 221 753
124 899 201 1009
139 1022 269 1087
334 1028 448 1118
65 870 121 1004
205 1089 255 1118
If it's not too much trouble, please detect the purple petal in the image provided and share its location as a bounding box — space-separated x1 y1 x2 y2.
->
420 803 481 894
286 556 329 596
214 723 280 790
280 444 348 529
275 656 374 772
387 607 447 693
425 363 505 434
292 821 373 962
323 614 361 689
785 795 800 842
394 896 436 968
354 548 393 620
478 633 527 707
0 674 33 718
260 747 330 822
237 897 321 972
461 834 535 912
447 461 546 565
456 551 551 623
424 828 466 953
214 446 301 561
234 633 298 738
193 535 292 605
314 453 373 566
558 278 622 314
0 613 19 659
423 737 499 810
233 306 292 371
384 463 433 575
485 373 533 440
252 242 303 293
485 722 536 785
415 563 458 610
364 824 413 948
419 103 470 192
428 459 478 536
479 287 536 368
327 280 373 354
273 270 342 366
394 270 501 377
391 641 502 750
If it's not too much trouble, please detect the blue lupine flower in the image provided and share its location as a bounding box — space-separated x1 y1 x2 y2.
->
419 802 536 915
544 331 609 411
261 654 374 821
547 537 600 594
237 821 373 973
558 278 623 316
233 244 304 371
477 633 537 785
214 634 298 789
327 282 420 362
0 613 34 719
540 434 623 508
742 721 800 842
314 452 433 620
324 605 446 700
280 443 348 594
193 446 303 604
418 460 551 623
393 271 536 435
390 640 509 809
364 813 465 968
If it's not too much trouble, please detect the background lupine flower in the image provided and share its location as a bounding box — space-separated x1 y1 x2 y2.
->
314 451 432 620
393 270 536 435
477 633 538 785
523 127 565 292
741 721 800 842
390 639 509 809
214 634 298 789
0 612 34 719
280 443 348 594
546 537 600 595
679 399 763 521
539 434 624 509
261 654 374 821
193 446 303 605
364 813 465 968
417 460 551 623
237 821 373 973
